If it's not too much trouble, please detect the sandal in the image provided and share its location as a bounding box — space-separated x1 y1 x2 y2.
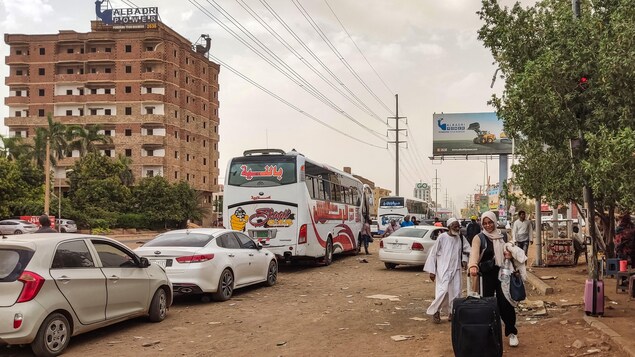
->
433 312 441 324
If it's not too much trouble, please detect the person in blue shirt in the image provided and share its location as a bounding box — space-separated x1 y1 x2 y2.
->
401 215 415 227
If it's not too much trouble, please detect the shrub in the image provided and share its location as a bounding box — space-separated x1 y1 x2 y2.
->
91 227 111 235
117 213 150 229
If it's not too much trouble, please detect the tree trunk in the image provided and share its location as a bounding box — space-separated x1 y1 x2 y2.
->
606 205 616 258
44 140 51 215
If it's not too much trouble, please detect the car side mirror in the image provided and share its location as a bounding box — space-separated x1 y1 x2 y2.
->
256 242 264 250
138 256 150 268
136 241 145 246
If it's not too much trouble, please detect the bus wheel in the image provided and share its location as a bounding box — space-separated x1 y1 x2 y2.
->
323 238 333 266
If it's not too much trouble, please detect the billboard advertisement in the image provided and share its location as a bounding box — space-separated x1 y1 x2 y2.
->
432 112 512 156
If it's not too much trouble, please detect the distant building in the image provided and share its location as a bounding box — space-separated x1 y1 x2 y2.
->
4 5 220 224
413 182 431 202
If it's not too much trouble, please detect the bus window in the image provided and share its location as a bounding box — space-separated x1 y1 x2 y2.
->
331 183 341 203
305 177 316 199
228 156 297 187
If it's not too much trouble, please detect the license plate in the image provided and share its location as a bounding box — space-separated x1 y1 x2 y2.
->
151 259 172 268
256 231 269 238
391 243 405 250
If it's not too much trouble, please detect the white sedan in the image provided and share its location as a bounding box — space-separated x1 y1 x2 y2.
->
379 225 448 269
135 228 278 302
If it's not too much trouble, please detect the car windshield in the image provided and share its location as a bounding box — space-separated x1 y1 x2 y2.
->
143 233 215 247
19 220 33 225
390 228 429 238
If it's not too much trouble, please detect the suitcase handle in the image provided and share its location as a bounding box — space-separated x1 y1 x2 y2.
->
466 271 483 298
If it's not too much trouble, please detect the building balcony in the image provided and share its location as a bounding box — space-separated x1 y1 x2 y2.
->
55 73 85 82
5 54 30 64
141 72 164 81
85 93 116 102
85 52 114 61
140 93 164 102
141 51 164 61
138 156 165 166
4 116 39 126
54 94 87 103
139 114 166 125
56 52 85 62
140 135 166 145
5 76 29 85
5 96 30 105
85 73 115 81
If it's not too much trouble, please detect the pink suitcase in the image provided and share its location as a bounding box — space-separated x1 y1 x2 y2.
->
584 279 604 316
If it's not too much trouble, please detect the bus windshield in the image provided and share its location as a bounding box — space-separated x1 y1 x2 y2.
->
228 156 297 187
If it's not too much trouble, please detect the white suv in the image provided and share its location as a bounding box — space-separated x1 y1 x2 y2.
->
55 219 77 233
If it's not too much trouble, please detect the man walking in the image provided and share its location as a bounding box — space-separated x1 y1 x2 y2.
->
35 215 57 233
465 215 481 245
424 218 471 323
512 210 533 255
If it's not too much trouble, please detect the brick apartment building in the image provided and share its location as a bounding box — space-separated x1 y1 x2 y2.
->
4 19 221 224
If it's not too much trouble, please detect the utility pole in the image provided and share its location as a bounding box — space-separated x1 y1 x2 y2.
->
387 94 407 196
433 169 440 218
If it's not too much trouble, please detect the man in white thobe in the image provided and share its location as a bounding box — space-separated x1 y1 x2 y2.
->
423 217 471 323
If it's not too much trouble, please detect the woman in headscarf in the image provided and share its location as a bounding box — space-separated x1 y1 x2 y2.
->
467 211 519 347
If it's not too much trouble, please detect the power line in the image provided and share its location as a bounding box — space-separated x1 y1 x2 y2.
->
209 54 387 149
292 0 393 115
259 0 387 126
189 0 386 140
235 0 385 124
323 0 394 96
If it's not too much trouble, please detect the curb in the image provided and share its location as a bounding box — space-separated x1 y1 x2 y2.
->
525 271 554 295
583 315 635 357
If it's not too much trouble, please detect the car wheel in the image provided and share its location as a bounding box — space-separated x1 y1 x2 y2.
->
384 262 397 269
148 288 168 322
14 230 23 235
60 228 66 233
31 312 70 357
212 268 234 301
323 238 333 266
265 260 278 286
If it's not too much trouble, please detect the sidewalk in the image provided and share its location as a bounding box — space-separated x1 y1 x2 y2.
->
525 245 635 356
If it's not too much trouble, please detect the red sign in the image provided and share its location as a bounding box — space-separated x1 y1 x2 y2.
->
20 215 56 229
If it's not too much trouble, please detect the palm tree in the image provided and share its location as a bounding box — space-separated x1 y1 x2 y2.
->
0 134 33 161
40 114 69 214
67 124 113 156
116 153 135 187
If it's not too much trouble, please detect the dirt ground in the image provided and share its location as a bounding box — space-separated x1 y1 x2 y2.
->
2 239 628 357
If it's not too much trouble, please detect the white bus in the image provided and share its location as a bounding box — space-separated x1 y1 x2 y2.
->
377 196 429 231
224 149 373 265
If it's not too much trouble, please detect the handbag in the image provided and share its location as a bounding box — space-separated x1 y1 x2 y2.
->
478 258 496 274
510 272 526 301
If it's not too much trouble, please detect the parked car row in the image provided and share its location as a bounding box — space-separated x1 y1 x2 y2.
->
0 228 278 356
378 225 448 269
0 219 77 235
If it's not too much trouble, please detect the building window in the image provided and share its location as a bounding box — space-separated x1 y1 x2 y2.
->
214 160 217 168
203 85 206 92
125 86 131 93
90 109 97 115
203 140 206 148
78 108 84 116
174 131 178 138
203 122 207 129
146 87 152 94
174 110 178 118
186 173 190 181
90 47 96 53
174 70 177 78
174 171 178 179
173 50 177 57
145 67 152 73
186 135 190 143
203 158 207 165
67 48 73 54
125 107 132 115
186 96 190 104
66 68 73 74
90 68 97 74
104 130 112 136
214 125 217 133
174 151 178 159
66 110 73 116
203 67 206 74
185 77 189 84
125 149 132 157
203 104 206 111
146 107 154 114
214 178 217 185
104 149 112 157
38 68 45 75
16 49 22 55
79 88 84 95
66 89 73 95
90 88 97 94
38 89 45 96
146 46 153 51
186 115 189 123
105 47 112 52
39 48 45 55
38 109 45 117
125 66 132 73
147 170 154 177
147 128 154 136
186 57 189 65
125 129 132 136
105 67 111 73
125 44 132 52
147 150 154 157
186 154 190 161
104 109 112 115
203 176 206 184
104 88 111 94
16 69 23 75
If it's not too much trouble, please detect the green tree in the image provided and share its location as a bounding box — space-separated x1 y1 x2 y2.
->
67 124 113 156
477 0 635 253
0 157 45 217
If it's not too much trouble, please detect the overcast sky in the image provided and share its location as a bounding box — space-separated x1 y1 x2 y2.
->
1 0 537 216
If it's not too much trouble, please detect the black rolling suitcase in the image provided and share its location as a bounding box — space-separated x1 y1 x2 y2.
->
451 274 503 357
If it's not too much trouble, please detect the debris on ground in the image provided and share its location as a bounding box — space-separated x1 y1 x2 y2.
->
390 335 414 342
366 294 401 302
540 276 558 280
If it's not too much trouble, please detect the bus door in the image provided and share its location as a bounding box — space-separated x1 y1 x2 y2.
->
362 184 374 219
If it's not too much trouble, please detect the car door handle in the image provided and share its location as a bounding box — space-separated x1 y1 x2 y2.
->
228 254 235 257
108 275 120 281
249 253 254 257
58 275 71 283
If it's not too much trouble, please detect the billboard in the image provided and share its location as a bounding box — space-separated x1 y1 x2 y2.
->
432 112 512 156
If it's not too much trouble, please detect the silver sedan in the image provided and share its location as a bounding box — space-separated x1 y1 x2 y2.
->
0 234 172 357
